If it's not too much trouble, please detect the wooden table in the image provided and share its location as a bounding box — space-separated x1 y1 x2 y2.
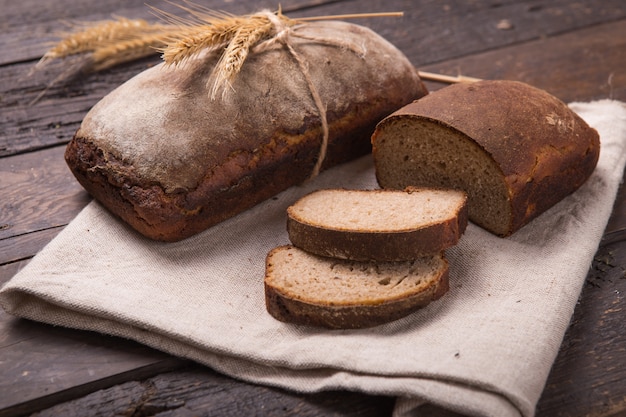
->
1 1 625 416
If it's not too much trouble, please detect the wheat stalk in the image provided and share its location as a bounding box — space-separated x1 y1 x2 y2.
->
37 5 407 89
90 33 172 72
207 15 273 99
159 18 247 66
207 13 296 99
147 5 298 99
40 17 175 67
417 71 482 84
39 6 483 92
31 17 178 104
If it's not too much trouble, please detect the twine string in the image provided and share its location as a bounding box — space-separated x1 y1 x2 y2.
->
256 11 348 179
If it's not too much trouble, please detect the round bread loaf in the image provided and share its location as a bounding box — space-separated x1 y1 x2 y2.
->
264 245 449 329
371 80 600 236
65 20 427 241
287 187 468 261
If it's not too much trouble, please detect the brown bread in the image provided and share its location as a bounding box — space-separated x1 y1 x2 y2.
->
287 188 468 261
64 20 427 241
264 245 449 329
371 80 600 236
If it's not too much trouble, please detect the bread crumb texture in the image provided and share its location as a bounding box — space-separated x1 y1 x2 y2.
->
288 188 466 232
265 246 446 305
372 80 600 236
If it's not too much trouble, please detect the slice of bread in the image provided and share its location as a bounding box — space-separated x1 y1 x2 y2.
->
287 188 468 261
264 245 449 329
372 80 600 236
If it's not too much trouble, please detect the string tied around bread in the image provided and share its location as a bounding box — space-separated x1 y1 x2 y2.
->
33 3 478 177
249 11 367 179
161 7 367 179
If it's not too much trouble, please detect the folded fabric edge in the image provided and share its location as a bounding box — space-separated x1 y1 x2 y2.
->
0 288 527 417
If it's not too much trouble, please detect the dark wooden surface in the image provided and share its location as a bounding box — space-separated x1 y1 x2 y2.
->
1 1 625 416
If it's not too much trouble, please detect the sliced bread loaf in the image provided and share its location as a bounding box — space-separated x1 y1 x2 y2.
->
371 80 600 236
287 188 468 261
264 245 449 329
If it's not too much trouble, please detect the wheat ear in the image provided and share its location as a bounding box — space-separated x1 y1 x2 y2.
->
41 18 171 61
207 13 294 99
207 18 271 99
159 19 246 66
89 33 170 72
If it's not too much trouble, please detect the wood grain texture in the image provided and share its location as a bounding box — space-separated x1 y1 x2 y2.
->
537 241 626 417
421 19 626 103
28 369 396 417
0 0 625 416
0 330 185 417
604 169 626 243
0 146 89 241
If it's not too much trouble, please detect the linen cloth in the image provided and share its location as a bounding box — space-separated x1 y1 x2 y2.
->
1 100 625 417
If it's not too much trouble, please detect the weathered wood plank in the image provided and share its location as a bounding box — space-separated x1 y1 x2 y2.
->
0 145 89 243
536 241 626 417
0 0 382 65
0 261 29 286
310 0 626 66
27 368 396 417
0 339 185 417
0 227 64 266
420 18 626 103
604 167 626 244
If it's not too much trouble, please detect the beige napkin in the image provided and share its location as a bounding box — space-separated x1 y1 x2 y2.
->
1 100 625 417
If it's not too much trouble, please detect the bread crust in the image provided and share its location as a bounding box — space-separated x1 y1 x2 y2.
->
286 188 468 261
372 80 600 236
65 21 427 241
264 246 449 329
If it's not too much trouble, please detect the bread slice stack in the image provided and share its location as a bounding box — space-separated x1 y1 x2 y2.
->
264 188 468 329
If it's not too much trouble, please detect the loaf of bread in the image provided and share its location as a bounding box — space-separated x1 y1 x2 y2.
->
287 188 468 261
264 187 466 328
264 245 449 329
64 20 427 241
371 80 600 236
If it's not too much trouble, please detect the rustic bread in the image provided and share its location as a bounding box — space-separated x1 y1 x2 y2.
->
371 80 600 236
65 20 427 241
287 188 468 261
264 245 449 329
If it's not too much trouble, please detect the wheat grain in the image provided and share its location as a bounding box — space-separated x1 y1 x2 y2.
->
43 18 171 60
148 2 244 66
155 9 296 98
159 11 290 68
160 20 243 66
207 14 275 99
90 34 170 72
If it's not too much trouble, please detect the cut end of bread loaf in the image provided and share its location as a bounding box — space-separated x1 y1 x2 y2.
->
287 188 468 261
264 245 449 329
373 120 511 235
372 80 600 236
